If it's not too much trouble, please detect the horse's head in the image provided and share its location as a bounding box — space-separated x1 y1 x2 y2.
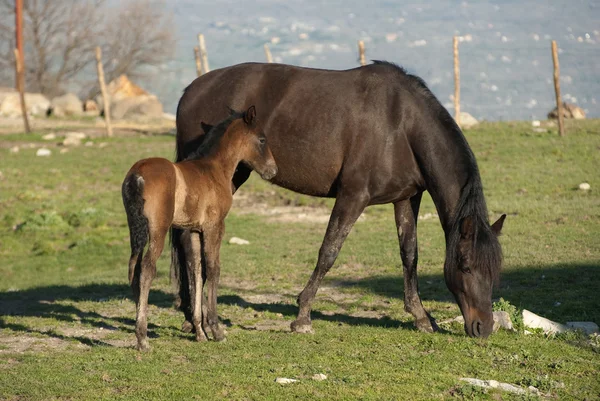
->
444 214 506 338
233 105 278 180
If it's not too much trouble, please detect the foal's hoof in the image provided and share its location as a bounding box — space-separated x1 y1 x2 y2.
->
415 317 439 333
182 320 194 333
195 332 208 342
136 339 151 352
290 320 314 334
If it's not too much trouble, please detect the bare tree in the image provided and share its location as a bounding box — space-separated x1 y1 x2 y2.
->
0 0 175 98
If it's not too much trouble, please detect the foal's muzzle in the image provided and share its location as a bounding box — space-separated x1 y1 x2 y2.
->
260 164 278 180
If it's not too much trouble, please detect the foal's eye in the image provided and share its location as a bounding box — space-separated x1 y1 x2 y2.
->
258 137 266 145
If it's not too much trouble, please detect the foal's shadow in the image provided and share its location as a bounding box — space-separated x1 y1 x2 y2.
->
0 283 186 348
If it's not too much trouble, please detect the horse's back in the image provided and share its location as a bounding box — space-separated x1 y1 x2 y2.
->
177 62 427 200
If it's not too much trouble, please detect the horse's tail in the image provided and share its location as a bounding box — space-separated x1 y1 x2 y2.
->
122 173 148 284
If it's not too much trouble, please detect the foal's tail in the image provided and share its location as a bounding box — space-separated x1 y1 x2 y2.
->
122 173 149 284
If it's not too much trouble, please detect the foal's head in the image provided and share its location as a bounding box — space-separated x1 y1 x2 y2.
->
223 105 277 180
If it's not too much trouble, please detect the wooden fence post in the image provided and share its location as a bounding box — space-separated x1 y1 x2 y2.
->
358 40 366 66
194 46 202 76
551 40 565 137
264 44 273 63
13 49 30 133
453 36 461 127
198 34 210 74
95 47 113 137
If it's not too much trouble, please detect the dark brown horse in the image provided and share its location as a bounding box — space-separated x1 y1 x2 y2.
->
173 61 506 338
122 106 277 350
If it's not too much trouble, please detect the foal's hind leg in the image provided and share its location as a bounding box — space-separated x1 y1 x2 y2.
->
134 227 167 351
186 230 208 342
394 195 438 333
291 190 369 334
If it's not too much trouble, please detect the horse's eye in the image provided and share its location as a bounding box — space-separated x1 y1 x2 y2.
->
461 267 471 274
259 137 266 145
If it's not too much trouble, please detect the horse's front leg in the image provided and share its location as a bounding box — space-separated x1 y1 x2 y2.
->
202 222 226 341
394 194 439 333
291 190 369 334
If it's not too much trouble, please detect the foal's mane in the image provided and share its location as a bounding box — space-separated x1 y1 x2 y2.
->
184 109 245 161
370 60 502 283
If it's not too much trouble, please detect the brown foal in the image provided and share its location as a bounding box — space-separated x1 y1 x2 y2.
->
122 106 277 350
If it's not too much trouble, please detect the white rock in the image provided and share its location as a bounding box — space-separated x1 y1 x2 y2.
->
229 237 250 245
9 146 20 153
312 373 327 381
531 120 541 127
522 309 569 334
566 321 599 334
459 112 479 129
85 141 94 147
62 137 82 147
460 378 534 395
65 132 87 140
42 133 57 140
578 182 591 191
36 148 51 157
275 377 298 384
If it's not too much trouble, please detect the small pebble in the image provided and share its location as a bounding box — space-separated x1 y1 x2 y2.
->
312 373 327 381
578 182 591 191
36 148 51 157
229 237 250 245
9 146 19 153
275 377 298 384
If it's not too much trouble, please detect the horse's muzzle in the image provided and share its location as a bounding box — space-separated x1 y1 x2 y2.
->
260 165 278 180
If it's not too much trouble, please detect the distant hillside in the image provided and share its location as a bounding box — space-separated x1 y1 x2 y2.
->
133 0 599 121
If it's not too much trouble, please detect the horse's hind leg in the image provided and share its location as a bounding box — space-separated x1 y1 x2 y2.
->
134 227 167 351
291 190 369 334
203 223 226 341
394 194 438 333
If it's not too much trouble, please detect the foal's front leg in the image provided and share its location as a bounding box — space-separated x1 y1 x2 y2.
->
186 230 208 342
203 223 226 341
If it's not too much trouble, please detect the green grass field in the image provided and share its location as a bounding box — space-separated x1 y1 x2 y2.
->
1 120 599 400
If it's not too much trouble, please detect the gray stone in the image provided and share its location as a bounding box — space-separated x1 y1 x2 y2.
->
110 95 163 120
548 103 586 120
566 321 599 334
50 93 83 117
62 137 82 147
493 311 514 331
312 373 327 381
0 92 50 116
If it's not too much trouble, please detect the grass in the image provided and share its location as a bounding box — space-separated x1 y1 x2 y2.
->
0 120 599 400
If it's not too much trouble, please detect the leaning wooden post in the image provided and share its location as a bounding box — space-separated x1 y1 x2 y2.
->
358 40 366 66
453 36 461 127
264 44 273 63
95 47 113 137
198 34 210 74
193 46 202 76
551 40 565 137
13 49 30 133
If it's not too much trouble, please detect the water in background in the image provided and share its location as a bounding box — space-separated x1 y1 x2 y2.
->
142 0 599 121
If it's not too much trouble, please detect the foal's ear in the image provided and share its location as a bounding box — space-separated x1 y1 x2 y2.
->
244 105 257 126
491 214 506 236
460 216 475 240
200 122 214 134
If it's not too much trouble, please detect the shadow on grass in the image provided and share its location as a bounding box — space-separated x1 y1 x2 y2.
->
1 262 598 348
0 283 178 347
331 261 600 324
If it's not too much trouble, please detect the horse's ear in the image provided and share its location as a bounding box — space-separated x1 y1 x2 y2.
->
491 214 506 236
460 216 475 240
244 105 256 126
200 122 214 133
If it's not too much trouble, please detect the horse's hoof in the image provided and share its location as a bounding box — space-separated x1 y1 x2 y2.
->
182 320 194 333
290 320 314 334
136 339 151 351
415 317 438 333
195 333 208 342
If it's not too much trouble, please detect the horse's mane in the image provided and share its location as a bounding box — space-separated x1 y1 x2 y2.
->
370 60 502 283
184 109 245 161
